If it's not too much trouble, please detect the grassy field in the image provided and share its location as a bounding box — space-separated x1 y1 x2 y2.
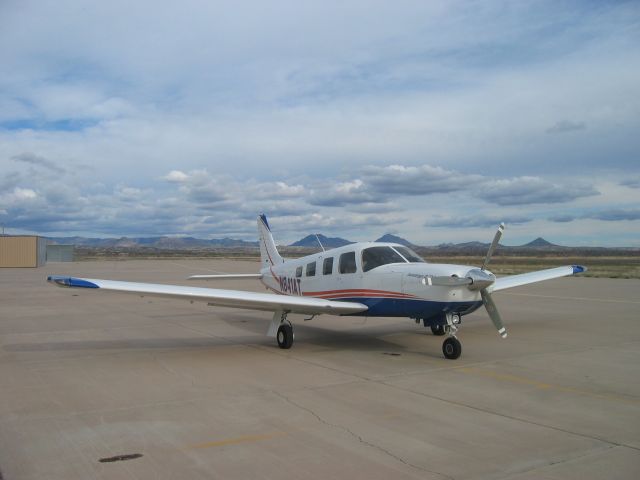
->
75 248 640 279
425 255 640 279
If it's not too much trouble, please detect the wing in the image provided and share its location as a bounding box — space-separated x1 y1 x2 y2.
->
47 276 367 315
188 274 263 280
491 265 586 292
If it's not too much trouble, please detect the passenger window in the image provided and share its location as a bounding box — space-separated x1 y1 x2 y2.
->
296 266 302 277
323 257 334 275
306 262 316 277
339 252 357 274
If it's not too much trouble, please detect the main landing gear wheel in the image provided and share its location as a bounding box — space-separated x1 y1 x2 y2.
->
276 322 294 349
442 337 462 360
430 325 445 336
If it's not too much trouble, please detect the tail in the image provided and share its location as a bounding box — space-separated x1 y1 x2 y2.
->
257 214 283 268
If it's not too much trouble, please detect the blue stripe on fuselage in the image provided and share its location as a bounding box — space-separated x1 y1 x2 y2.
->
335 297 483 319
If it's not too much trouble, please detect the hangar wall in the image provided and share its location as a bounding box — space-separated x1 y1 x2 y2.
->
0 236 47 267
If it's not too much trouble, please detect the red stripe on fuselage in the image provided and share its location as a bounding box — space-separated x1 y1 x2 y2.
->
303 288 416 299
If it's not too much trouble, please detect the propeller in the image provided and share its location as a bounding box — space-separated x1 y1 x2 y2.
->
478 223 507 338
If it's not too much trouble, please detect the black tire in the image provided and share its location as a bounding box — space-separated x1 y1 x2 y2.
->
276 323 294 349
431 325 446 336
442 337 462 360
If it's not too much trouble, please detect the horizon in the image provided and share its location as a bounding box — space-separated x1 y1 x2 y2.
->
33 231 638 249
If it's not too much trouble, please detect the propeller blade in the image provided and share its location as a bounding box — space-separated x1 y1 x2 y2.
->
482 223 505 270
480 289 507 338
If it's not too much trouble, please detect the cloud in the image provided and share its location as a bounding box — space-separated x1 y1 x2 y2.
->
425 214 532 229
362 165 479 196
478 176 599 205
11 152 66 173
549 209 640 223
164 170 189 182
620 178 640 189
548 214 576 223
308 179 378 206
546 120 586 134
588 209 640 222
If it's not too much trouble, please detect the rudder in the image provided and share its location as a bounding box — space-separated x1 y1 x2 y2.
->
257 214 283 268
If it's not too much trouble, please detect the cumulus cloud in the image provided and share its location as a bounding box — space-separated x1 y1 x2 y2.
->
164 170 189 182
309 179 378 206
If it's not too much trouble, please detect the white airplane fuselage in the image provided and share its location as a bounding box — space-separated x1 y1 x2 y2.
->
260 242 484 320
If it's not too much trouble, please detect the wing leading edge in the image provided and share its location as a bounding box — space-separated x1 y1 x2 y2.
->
47 276 368 316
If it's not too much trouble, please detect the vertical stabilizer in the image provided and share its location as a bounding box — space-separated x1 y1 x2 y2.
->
257 214 283 268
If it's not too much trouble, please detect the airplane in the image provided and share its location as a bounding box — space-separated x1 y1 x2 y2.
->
48 214 586 359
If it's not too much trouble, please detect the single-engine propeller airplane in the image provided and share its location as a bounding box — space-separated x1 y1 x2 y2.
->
48 214 586 359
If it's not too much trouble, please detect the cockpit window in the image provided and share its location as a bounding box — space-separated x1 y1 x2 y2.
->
393 246 426 263
362 246 406 272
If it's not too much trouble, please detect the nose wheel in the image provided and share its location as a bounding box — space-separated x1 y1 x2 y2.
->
442 336 462 359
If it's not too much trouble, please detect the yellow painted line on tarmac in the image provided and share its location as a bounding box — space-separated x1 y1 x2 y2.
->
458 367 639 405
186 431 287 450
499 292 640 305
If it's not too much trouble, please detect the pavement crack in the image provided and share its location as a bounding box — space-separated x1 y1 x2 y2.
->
272 390 454 480
379 380 640 452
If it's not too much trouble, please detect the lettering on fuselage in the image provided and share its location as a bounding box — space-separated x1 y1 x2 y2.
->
279 276 302 295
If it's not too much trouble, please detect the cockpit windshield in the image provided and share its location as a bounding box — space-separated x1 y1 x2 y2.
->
362 246 406 272
394 246 426 263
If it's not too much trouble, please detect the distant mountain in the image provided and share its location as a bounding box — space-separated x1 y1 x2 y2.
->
46 236 258 249
438 241 490 249
375 234 415 247
521 237 560 248
290 234 353 248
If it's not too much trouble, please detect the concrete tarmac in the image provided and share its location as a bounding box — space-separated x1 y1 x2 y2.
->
1 259 639 479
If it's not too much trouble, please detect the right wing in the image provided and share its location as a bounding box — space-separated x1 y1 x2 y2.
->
492 265 586 292
47 276 367 316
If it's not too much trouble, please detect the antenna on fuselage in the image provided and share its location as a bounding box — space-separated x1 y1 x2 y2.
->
314 234 326 252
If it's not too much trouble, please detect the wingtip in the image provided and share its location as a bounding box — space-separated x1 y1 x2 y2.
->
47 276 99 288
572 265 587 274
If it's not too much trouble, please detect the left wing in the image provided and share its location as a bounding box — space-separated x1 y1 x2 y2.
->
188 274 263 280
491 265 586 292
47 276 367 315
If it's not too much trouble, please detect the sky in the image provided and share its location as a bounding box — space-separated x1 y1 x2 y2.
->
1 0 639 246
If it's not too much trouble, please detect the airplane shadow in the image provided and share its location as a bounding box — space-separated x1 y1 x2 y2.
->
3 312 439 357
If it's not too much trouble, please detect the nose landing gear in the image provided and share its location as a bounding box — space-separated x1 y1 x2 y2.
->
441 313 462 359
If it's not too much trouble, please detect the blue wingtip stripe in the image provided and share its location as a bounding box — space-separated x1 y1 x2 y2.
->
47 276 99 288
572 265 587 274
